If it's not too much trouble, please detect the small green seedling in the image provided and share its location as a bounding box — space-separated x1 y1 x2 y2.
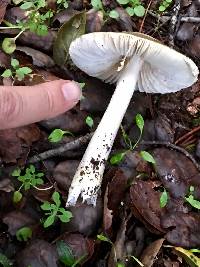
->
1 0 51 42
85 116 94 128
0 253 13 267
159 0 173 12
91 0 120 19
57 240 86 267
160 188 168 208
41 191 73 228
185 186 200 210
117 0 145 17
110 114 156 166
1 58 32 81
140 151 156 164
16 226 32 242
110 113 144 165
48 128 73 143
57 0 69 9
12 165 44 203
97 234 143 267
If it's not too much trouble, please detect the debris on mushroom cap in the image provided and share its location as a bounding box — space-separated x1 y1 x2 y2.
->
69 32 199 94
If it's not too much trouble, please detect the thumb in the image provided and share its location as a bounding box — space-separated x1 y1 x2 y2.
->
0 80 81 129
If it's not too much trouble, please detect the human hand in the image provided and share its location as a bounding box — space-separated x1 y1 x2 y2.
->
0 80 81 129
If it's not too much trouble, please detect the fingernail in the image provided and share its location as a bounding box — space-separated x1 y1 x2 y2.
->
61 81 81 103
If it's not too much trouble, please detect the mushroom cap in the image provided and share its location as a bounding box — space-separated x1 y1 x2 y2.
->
69 32 199 94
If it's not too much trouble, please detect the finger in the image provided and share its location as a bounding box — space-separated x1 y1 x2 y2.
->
0 80 81 129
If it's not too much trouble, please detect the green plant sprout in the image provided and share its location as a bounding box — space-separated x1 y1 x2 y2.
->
158 0 173 12
56 240 86 267
91 0 120 19
16 226 32 242
110 114 155 165
48 128 73 143
56 0 69 9
0 253 12 267
1 58 32 81
160 187 168 208
85 116 94 128
12 165 44 203
185 186 200 210
117 0 145 17
97 234 144 266
40 191 73 228
1 30 25 54
1 0 53 54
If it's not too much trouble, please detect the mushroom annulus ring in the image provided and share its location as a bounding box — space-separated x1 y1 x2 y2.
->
66 32 199 207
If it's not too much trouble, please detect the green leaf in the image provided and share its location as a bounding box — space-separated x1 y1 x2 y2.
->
37 172 44 177
126 7 135 16
48 129 73 143
57 240 75 266
174 247 200 267
12 0 24 4
97 234 112 244
134 5 145 17
109 10 119 19
2 38 16 54
20 2 34 9
58 211 73 223
116 0 129 4
16 227 32 242
116 263 125 267
52 191 61 207
140 151 156 164
36 24 48 36
160 189 168 208
185 195 200 210
91 0 103 10
13 191 22 203
41 202 52 211
35 178 44 185
110 151 126 165
53 12 86 66
0 253 12 267
11 58 19 69
78 82 85 89
29 165 35 173
37 0 46 8
1 69 12 78
17 66 32 75
159 5 166 12
85 116 94 128
135 114 144 133
43 214 55 228
190 249 200 253
20 66 32 74
64 2 69 8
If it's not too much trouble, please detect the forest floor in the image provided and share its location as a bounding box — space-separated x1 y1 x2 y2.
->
0 0 200 266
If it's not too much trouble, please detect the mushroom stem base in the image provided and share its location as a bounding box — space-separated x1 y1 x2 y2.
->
66 56 143 206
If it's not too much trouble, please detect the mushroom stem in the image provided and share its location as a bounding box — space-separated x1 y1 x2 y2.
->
66 56 143 206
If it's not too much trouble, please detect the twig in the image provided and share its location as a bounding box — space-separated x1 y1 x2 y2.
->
28 132 93 164
175 125 200 145
148 11 200 24
168 0 181 47
181 17 200 23
139 0 153 33
140 140 200 171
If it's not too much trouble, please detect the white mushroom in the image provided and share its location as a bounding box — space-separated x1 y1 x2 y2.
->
66 32 199 206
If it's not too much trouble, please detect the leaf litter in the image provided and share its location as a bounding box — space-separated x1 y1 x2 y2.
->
0 1 200 266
